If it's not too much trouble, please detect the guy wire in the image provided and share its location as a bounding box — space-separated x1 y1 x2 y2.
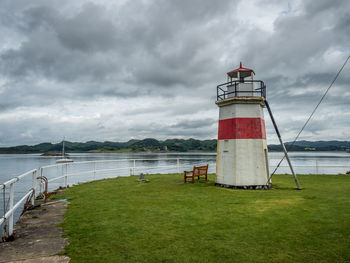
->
255 55 350 201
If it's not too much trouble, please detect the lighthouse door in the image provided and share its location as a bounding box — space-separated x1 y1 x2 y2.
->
220 140 236 185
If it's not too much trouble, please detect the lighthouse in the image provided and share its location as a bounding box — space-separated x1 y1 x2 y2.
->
215 63 270 189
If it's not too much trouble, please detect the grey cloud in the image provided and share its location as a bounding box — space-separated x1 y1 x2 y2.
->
55 5 119 52
242 0 350 78
0 0 234 109
128 118 216 140
0 0 349 145
170 118 216 130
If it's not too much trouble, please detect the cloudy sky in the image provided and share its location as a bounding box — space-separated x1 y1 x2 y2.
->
0 0 349 146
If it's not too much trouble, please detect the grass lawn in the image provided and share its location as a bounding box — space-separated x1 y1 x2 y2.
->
56 174 350 263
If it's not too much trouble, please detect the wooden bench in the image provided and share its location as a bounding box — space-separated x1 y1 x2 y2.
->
184 164 208 183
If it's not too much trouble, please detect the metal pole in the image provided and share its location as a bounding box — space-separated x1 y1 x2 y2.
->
40 167 43 194
1 186 4 239
133 160 136 176
93 162 96 180
265 100 301 190
64 164 68 187
177 159 180 174
2 186 5 225
216 86 218 101
9 183 14 236
31 170 37 206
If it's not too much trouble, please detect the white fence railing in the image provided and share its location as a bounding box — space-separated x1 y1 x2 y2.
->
0 169 37 240
0 157 215 240
1 157 349 240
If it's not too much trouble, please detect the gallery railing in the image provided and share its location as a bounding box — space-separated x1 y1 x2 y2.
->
216 80 266 101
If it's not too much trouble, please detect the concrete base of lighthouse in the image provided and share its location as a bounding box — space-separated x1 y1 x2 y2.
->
215 97 271 189
214 183 269 190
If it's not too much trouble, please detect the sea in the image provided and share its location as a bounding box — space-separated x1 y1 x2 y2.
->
1 151 350 183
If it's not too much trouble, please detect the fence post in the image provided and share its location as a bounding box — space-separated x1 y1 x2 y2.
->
93 162 96 181
177 159 180 174
40 167 43 194
133 160 136 176
64 164 68 188
316 160 319 174
31 170 37 206
2 187 5 220
8 182 14 236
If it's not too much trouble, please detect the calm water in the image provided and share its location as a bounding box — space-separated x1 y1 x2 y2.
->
1 151 350 235
1 151 350 183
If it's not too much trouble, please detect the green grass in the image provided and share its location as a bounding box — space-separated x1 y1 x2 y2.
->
57 174 350 263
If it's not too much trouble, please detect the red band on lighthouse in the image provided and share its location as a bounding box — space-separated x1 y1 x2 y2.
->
218 118 266 140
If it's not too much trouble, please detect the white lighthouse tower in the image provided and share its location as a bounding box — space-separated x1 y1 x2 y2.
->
215 62 270 189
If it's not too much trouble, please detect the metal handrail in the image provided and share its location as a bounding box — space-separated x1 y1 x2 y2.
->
40 158 214 184
0 191 33 226
40 157 214 169
0 169 37 190
1 169 37 240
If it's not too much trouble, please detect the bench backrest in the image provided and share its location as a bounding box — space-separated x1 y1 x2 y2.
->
193 165 208 176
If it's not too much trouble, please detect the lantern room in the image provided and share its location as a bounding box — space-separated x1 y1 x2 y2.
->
227 62 255 82
217 62 265 100
227 62 255 98
224 62 256 98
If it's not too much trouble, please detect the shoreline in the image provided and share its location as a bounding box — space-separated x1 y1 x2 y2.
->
0 150 349 154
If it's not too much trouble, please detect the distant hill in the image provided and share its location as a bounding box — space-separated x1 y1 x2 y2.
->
269 140 350 152
0 139 349 154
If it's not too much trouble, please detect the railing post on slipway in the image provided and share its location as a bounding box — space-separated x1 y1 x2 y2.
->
177 159 180 174
31 170 37 206
8 182 14 236
2 186 5 220
40 167 43 194
64 164 68 188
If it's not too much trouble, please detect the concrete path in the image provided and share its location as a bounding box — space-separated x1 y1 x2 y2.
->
0 196 70 263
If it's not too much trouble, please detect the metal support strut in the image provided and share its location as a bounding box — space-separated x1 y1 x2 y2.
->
265 100 301 190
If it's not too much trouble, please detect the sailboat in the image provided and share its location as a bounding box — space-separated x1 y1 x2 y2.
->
56 139 74 164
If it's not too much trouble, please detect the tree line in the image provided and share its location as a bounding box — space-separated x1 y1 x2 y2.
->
0 139 349 154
